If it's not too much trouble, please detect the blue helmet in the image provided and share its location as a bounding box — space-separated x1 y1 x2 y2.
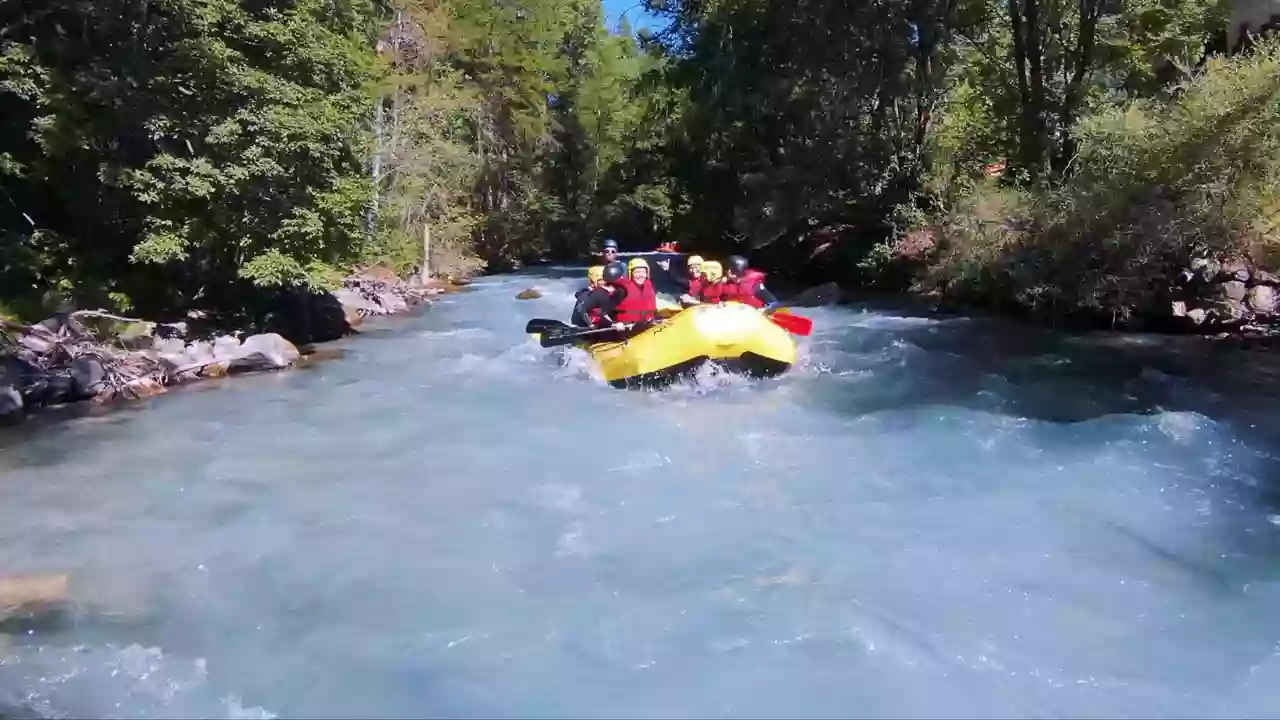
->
602 238 619 251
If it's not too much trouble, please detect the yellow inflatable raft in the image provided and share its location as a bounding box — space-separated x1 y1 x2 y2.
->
582 302 798 389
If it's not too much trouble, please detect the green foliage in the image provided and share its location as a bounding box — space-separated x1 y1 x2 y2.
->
0 0 1259 332
924 42 1280 324
1 0 385 316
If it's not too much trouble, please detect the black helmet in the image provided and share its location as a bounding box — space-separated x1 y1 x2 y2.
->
602 261 626 284
726 255 749 277
602 238 619 250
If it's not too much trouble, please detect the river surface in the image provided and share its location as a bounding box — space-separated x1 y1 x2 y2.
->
3 267 1280 719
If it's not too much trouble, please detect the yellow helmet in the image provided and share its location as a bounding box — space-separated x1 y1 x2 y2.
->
627 257 650 275
687 255 704 267
587 265 604 283
701 260 722 282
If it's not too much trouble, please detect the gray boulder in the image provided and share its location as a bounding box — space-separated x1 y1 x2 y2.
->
69 357 105 400
227 333 300 374
0 382 21 423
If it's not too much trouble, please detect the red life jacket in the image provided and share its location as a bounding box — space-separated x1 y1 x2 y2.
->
699 281 723 303
720 270 767 308
687 276 704 298
614 278 658 323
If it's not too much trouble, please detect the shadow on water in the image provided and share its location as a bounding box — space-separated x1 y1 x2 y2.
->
804 302 1280 426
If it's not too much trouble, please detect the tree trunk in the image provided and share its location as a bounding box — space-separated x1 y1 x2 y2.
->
419 222 431 283
368 96 386 236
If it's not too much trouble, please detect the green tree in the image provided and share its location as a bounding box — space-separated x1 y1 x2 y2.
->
0 0 386 317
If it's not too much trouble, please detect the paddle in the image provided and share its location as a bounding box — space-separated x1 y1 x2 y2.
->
767 311 813 336
525 318 573 335
537 325 628 348
525 317 642 347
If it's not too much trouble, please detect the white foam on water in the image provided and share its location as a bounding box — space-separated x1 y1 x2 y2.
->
2 270 1279 718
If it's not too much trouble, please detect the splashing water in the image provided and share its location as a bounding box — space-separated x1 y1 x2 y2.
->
2 267 1280 718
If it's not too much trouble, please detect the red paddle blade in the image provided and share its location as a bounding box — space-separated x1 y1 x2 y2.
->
769 312 813 336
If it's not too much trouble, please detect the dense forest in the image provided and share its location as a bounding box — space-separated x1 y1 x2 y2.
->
2 0 1279 328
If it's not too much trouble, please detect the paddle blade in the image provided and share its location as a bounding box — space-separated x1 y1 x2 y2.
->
539 333 579 348
538 325 609 348
525 318 570 335
769 312 813 336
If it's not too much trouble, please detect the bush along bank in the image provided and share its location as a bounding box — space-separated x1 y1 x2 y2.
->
0 269 469 426
885 44 1280 337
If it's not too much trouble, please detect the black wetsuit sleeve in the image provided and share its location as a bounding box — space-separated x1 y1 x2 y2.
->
570 291 599 327
571 287 623 327
755 283 779 307
605 284 627 317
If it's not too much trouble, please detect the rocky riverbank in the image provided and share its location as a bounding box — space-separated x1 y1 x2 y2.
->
0 269 468 425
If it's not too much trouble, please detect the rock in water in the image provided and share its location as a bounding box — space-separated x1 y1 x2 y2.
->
377 292 409 314
1219 280 1248 302
516 288 542 300
69 357 106 399
1247 285 1278 314
200 361 230 378
334 287 379 316
228 333 300 373
1 356 52 408
0 572 69 633
0 383 21 423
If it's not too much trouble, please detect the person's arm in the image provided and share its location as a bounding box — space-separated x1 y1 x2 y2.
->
570 292 596 327
572 288 615 327
606 283 632 322
755 283 779 309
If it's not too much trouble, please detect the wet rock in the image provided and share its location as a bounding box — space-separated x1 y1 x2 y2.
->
17 332 53 355
1254 269 1280 286
376 291 409 314
334 287 378 315
1221 259 1252 283
344 304 363 330
0 383 21 423
124 377 166 399
516 288 542 300
227 333 300 374
1171 300 1188 317
0 573 69 631
260 286 350 345
69 357 105 399
1191 257 1221 282
1219 280 1248 302
1 356 53 407
1247 284 1278 314
1207 298 1249 324
1186 307 1208 325
200 361 229 378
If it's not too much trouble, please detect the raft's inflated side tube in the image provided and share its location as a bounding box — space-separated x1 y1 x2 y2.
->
583 302 798 389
